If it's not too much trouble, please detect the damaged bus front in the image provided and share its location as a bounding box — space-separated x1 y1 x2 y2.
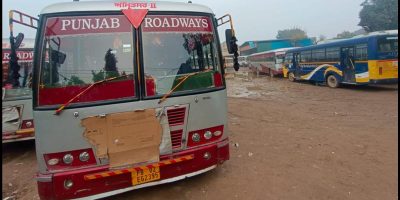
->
33 1 239 199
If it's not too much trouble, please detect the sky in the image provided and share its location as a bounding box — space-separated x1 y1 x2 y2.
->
2 0 364 45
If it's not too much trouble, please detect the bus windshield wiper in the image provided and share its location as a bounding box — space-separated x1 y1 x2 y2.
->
55 74 131 115
158 69 211 104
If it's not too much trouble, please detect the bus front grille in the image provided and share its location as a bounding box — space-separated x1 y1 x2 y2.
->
170 129 183 149
166 107 186 126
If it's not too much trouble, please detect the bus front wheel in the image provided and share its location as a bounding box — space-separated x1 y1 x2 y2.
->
288 72 296 82
326 75 340 88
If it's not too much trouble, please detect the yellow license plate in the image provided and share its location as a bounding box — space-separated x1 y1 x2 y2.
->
131 167 160 186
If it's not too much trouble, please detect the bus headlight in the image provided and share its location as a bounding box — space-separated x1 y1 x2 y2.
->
63 154 74 164
204 131 212 140
79 151 90 162
192 133 200 142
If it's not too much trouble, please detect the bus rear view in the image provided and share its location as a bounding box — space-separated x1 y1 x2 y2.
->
33 1 237 199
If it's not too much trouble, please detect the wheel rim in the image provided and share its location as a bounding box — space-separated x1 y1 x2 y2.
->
288 73 295 81
327 76 337 87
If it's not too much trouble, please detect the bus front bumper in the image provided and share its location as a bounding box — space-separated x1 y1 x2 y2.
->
36 139 230 200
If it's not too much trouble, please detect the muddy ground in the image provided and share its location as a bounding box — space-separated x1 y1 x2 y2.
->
2 68 398 200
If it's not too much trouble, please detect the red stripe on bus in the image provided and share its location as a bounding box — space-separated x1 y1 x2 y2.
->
38 79 135 106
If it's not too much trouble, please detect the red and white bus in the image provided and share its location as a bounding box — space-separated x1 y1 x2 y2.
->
248 47 295 77
2 38 35 143
32 1 238 199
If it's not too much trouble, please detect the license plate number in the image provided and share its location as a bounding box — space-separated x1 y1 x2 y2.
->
131 167 160 186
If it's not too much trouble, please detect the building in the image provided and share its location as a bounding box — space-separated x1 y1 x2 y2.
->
239 38 314 56
220 41 234 68
220 41 230 57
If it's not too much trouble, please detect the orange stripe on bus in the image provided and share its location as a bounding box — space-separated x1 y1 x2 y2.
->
85 175 96 180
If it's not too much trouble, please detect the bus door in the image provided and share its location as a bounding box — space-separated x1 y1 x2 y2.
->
293 53 301 78
341 47 356 82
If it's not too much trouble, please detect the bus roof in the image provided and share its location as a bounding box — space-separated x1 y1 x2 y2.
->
249 47 298 57
40 1 214 15
288 29 398 53
2 38 35 49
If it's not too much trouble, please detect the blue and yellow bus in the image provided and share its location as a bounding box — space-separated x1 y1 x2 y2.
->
283 30 398 88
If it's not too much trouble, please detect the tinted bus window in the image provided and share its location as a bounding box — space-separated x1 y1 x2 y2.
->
284 53 293 64
266 55 274 62
312 49 325 62
355 44 368 61
276 54 284 64
378 37 398 53
300 51 311 62
326 47 340 62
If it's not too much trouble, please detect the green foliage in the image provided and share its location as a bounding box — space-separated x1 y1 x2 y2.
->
91 70 120 82
359 0 398 32
276 28 308 40
92 70 105 82
335 31 356 39
67 75 85 86
105 71 120 79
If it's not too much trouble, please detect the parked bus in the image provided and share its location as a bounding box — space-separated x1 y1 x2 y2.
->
2 38 35 143
238 55 248 67
2 10 38 143
283 30 398 87
248 47 295 77
32 1 239 199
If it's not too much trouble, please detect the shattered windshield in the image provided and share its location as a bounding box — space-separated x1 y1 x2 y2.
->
142 15 223 97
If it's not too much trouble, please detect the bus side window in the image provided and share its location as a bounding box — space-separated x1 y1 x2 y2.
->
355 44 368 61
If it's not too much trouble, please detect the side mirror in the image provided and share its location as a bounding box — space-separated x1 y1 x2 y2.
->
225 29 236 54
225 29 240 71
51 50 66 65
14 33 25 49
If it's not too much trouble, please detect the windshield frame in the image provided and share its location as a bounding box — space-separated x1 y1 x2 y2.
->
33 11 139 110
33 11 226 110
139 11 226 101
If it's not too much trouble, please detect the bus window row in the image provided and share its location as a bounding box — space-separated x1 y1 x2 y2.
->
292 44 368 63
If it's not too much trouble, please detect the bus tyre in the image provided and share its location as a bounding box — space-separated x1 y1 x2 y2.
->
288 72 295 82
326 75 340 88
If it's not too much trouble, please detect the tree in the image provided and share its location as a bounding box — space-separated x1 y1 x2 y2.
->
335 31 356 39
67 75 85 86
92 70 105 82
358 0 398 32
314 35 327 44
276 28 308 40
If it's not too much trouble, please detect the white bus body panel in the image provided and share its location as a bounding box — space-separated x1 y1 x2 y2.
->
34 89 228 173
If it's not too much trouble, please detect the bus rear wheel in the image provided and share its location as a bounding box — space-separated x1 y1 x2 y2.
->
288 72 296 82
326 75 340 88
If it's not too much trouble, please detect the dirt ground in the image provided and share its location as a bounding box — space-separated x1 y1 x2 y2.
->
2 68 398 200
